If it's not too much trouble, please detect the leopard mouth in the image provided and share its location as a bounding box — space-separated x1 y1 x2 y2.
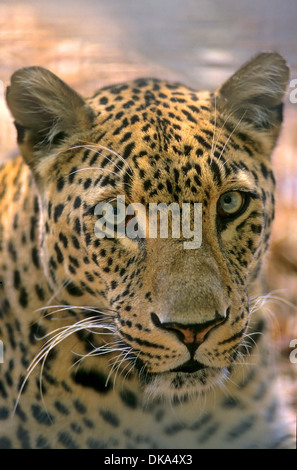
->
169 358 207 374
141 363 230 400
133 356 207 378
132 352 230 398
134 356 213 389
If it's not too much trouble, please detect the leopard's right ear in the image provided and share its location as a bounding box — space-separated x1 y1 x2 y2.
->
6 66 95 167
215 52 289 141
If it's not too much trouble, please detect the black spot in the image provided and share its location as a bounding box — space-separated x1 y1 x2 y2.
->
54 204 64 223
0 381 7 399
251 224 262 234
99 409 120 427
182 161 192 174
35 284 45 301
82 149 90 162
84 233 91 246
73 399 87 414
181 109 197 123
19 288 28 308
54 401 70 415
13 270 21 289
188 105 200 114
218 326 247 345
166 179 173 193
59 232 68 248
48 201 52 219
184 145 192 156
0 437 12 449
194 134 211 150
29 323 47 345
71 236 80 250
70 422 83 434
90 153 99 166
243 145 253 157
68 167 77 184
17 424 31 449
115 111 124 120
66 282 84 297
57 431 79 449
14 405 26 424
209 158 222 186
143 179 152 191
0 298 10 318
226 415 256 440
36 435 51 449
13 213 18 230
30 216 37 242
122 142 135 159
260 162 269 179
222 396 242 408
74 218 81 235
131 115 140 124
120 389 138 409
73 196 81 209
84 178 92 190
72 369 112 394
54 243 64 264
111 280 117 290
31 404 54 425
85 271 94 282
56 177 65 192
8 241 17 262
31 247 40 268
100 175 112 187
123 170 133 198
0 407 9 419
120 131 132 143
86 438 106 449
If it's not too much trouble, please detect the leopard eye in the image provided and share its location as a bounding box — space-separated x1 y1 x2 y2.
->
218 191 245 217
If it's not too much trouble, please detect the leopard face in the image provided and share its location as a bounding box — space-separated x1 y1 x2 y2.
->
6 52 289 400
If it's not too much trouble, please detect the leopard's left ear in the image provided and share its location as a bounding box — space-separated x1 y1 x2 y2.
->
215 52 289 135
6 66 95 167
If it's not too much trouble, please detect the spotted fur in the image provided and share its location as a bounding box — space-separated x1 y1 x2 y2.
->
0 52 295 449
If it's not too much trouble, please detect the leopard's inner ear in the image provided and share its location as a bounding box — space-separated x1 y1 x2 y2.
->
6 66 95 167
215 52 289 136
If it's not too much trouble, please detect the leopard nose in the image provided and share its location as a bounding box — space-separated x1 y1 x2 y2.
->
151 311 227 356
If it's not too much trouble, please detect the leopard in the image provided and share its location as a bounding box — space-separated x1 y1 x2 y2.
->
0 51 295 449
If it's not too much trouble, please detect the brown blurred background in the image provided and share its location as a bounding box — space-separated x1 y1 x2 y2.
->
0 0 296 403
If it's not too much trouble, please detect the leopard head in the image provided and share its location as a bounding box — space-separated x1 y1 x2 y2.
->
6 52 289 399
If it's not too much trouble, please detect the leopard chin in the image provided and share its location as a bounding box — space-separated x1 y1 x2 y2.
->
141 366 231 402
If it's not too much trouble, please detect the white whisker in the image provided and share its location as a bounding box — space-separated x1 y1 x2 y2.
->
217 110 247 163
13 315 118 413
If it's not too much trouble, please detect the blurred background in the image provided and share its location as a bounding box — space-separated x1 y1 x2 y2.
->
0 0 296 402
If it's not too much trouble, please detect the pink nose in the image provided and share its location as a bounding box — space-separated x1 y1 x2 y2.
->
151 312 226 355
